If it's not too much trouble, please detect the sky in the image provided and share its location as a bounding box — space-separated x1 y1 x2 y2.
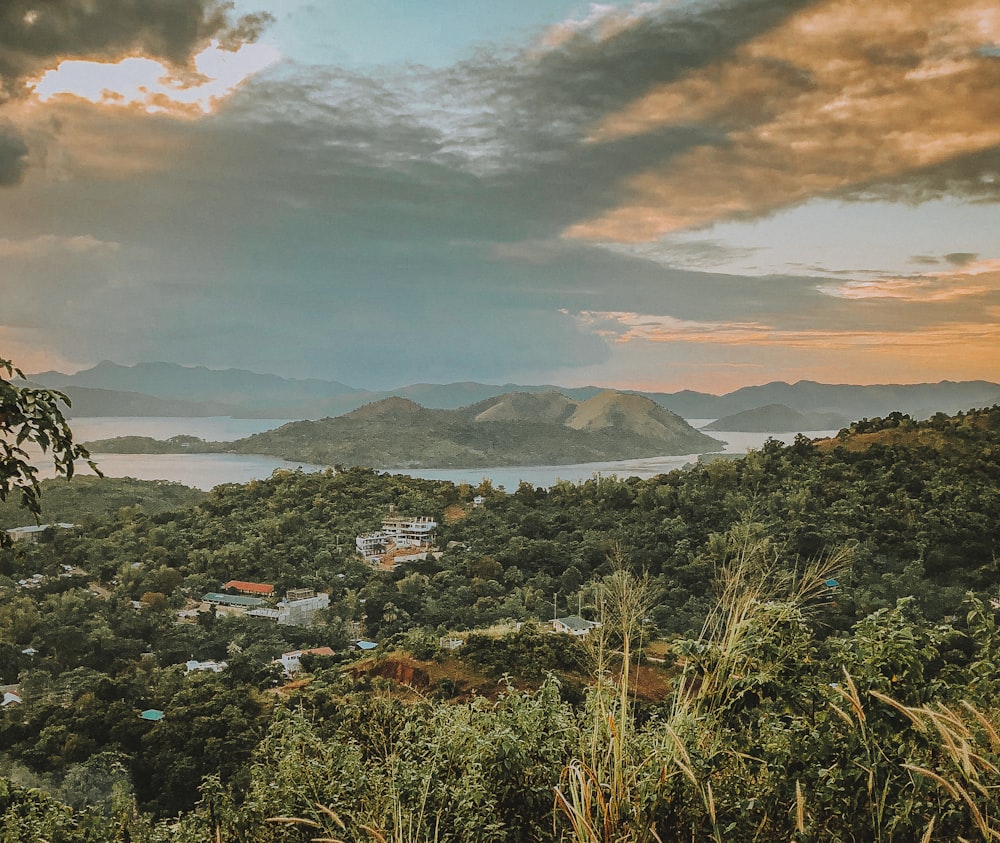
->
1 0 998 393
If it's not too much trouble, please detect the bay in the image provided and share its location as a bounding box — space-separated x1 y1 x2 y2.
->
37 416 838 492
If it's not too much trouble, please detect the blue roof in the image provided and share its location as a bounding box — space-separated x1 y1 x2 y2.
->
140 709 164 721
356 640 378 650
825 579 840 588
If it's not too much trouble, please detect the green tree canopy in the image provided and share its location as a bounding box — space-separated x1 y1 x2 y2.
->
0 357 97 544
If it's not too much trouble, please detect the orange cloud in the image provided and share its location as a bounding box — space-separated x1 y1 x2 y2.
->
817 258 1000 300
566 0 1000 241
575 309 1000 351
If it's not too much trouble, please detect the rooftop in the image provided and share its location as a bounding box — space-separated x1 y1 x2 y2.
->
202 592 266 608
222 580 274 595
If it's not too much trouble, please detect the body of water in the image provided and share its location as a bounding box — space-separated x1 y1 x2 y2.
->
68 416 293 442
39 417 838 491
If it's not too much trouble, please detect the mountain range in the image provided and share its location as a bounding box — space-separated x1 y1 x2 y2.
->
26 360 1000 428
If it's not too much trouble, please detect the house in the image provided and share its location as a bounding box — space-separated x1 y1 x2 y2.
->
6 523 76 544
201 592 266 615
278 647 336 674
1 687 22 707
246 588 330 626
382 516 437 547
552 615 601 636
222 580 274 597
140 709 164 721
356 532 389 563
354 640 378 652
185 659 227 674
357 515 437 567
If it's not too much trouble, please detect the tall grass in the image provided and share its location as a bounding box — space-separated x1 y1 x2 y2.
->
555 522 849 843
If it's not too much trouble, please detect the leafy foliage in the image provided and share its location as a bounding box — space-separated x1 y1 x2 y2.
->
0 358 98 545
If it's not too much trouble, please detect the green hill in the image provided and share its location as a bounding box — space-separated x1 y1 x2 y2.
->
84 390 724 467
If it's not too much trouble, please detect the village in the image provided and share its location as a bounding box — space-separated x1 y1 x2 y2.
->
2 507 601 721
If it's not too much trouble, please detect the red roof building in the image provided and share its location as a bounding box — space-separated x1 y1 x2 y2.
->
222 580 274 596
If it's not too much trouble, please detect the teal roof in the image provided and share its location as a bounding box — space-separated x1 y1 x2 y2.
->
554 615 599 632
202 592 266 608
140 709 164 721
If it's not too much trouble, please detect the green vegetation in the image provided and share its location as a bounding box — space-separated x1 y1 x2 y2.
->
83 390 723 468
0 476 206 529
1 357 97 546
2 405 1000 840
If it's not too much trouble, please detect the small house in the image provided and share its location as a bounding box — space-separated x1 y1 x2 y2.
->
278 647 336 674
552 615 601 636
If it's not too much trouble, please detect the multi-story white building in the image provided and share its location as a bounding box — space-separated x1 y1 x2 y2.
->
357 515 437 566
382 516 437 547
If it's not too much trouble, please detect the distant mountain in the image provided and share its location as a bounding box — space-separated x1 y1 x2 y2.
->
29 360 1000 423
84 390 724 468
688 380 1000 421
50 385 230 418
30 361 366 418
702 404 849 433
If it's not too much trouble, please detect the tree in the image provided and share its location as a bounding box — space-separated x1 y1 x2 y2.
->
0 357 97 545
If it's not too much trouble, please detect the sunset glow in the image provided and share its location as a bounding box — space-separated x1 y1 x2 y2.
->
0 0 997 393
29 41 281 115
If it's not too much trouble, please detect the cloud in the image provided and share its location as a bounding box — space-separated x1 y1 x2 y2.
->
0 122 28 184
560 0 1000 241
30 41 281 115
0 1 274 185
573 309 1000 353
817 258 1000 301
0 1 272 99
945 252 979 266
0 233 120 258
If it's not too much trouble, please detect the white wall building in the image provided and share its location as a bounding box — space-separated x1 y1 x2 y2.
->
357 515 437 565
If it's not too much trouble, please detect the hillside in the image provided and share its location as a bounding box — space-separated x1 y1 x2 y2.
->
84 390 724 467
0 476 205 528
5 407 1000 839
703 403 847 432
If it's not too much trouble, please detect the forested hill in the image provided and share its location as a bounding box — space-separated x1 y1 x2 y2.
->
83 390 725 467
3 405 1000 840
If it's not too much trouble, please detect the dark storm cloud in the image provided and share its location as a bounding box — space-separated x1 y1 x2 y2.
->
0 123 29 185
0 0 272 99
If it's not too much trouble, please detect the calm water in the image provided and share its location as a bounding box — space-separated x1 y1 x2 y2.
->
36 417 837 492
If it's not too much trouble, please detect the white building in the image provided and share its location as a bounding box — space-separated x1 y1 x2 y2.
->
278 647 336 674
246 588 330 626
382 516 437 547
6 523 76 543
185 660 228 674
357 515 437 566
552 615 601 636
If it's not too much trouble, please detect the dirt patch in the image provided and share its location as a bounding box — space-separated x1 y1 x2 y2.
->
443 504 468 524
